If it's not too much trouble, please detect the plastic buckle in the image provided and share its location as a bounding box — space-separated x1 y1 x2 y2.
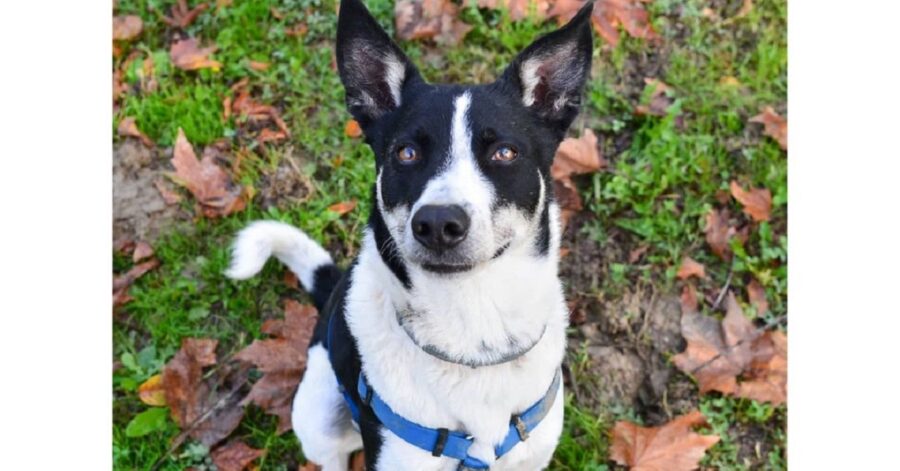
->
432 428 449 457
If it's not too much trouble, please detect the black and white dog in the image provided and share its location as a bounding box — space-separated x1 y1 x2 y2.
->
226 0 593 468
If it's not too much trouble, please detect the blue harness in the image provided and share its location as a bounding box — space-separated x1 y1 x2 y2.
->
327 312 561 469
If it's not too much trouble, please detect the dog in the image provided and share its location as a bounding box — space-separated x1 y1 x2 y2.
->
226 0 593 469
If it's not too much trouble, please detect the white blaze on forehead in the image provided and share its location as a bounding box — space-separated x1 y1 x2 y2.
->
413 92 494 211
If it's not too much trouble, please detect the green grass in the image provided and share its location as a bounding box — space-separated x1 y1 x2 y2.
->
114 0 787 468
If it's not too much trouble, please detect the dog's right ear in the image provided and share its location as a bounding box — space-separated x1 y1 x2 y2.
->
337 0 421 128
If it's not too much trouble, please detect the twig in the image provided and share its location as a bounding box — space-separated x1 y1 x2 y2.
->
711 269 734 311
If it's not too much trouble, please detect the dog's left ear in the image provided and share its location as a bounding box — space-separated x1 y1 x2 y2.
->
496 2 594 134
336 0 422 129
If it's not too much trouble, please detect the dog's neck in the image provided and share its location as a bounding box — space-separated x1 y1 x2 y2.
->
364 203 565 368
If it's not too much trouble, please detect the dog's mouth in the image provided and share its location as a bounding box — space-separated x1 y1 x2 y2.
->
418 242 511 275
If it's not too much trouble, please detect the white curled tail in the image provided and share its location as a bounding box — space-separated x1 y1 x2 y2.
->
225 220 333 293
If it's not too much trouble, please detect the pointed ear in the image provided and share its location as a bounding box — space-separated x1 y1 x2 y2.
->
336 0 422 128
496 2 594 133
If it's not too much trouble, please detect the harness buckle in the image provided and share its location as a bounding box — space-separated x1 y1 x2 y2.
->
432 428 450 457
512 415 529 441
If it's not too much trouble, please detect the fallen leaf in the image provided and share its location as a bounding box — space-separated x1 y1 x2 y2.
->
247 60 270 71
328 200 358 216
229 82 292 142
286 23 309 37
162 338 248 447
284 270 299 290
138 374 167 406
676 256 706 280
211 441 265 471
746 279 769 315
549 0 658 47
235 300 318 433
680 284 699 314
736 330 787 405
344 119 362 138
734 0 753 19
610 410 720 471
170 38 222 71
729 180 772 222
140 53 158 93
704 208 735 260
162 0 209 28
117 117 155 148
114 258 160 308
718 75 741 88
257 128 289 145
113 15 143 41
154 179 183 205
395 0 473 46
635 78 674 117
552 129 605 183
169 128 247 217
113 69 128 103
133 241 155 262
749 106 787 150
477 0 551 21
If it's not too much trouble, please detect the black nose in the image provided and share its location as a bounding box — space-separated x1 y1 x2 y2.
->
411 204 470 251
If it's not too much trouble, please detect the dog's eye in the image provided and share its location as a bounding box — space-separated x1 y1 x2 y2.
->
491 145 518 162
396 145 419 163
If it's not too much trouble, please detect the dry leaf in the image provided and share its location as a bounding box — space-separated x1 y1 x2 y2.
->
211 441 265 471
746 279 769 315
162 338 248 447
676 256 706 280
138 374 167 406
117 117 155 148
552 129 605 182
169 129 247 217
344 119 362 138
248 60 270 71
477 0 551 21
680 284 699 314
395 0 473 46
736 330 786 405
235 300 318 433
729 181 771 222
749 106 787 150
154 179 183 205
549 0 657 47
113 15 143 41
286 23 309 37
284 270 299 290
170 38 222 71
635 78 674 117
704 208 735 260
610 410 720 471
229 82 292 142
114 258 160 309
328 200 358 216
162 0 209 28
628 244 649 264
133 241 155 262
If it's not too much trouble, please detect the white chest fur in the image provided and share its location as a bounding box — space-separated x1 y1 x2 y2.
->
344 229 568 467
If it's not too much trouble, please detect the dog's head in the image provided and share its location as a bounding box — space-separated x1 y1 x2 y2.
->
337 0 593 284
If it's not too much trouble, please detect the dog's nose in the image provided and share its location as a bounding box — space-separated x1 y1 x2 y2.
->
411 204 470 251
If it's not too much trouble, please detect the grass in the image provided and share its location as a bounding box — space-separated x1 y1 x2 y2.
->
113 0 787 469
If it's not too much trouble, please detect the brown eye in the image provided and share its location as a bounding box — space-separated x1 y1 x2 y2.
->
492 145 518 162
397 145 418 163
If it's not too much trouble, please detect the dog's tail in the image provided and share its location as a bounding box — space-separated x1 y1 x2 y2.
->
225 220 342 312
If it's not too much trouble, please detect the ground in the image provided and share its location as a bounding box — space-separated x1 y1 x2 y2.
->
112 0 787 469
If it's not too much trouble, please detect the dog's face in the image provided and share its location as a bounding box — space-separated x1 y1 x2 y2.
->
336 0 593 282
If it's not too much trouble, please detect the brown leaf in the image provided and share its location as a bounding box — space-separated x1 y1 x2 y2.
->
169 128 246 217
284 270 299 290
552 129 605 182
162 339 248 447
395 0 473 46
248 60 270 71
628 244 649 264
138 374 167 406
163 0 209 28
736 330 787 405
286 23 309 37
549 0 657 47
235 300 318 433
704 208 735 260
113 15 143 41
170 38 221 71
672 292 784 402
729 181 772 222
117 117 155 148
746 279 769 315
477 0 551 21
680 284 699 314
749 106 787 150
327 200 358 216
133 241 155 262
344 119 362 138
114 258 160 308
229 82 291 142
610 410 720 471
211 441 265 471
634 78 674 117
676 256 706 280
